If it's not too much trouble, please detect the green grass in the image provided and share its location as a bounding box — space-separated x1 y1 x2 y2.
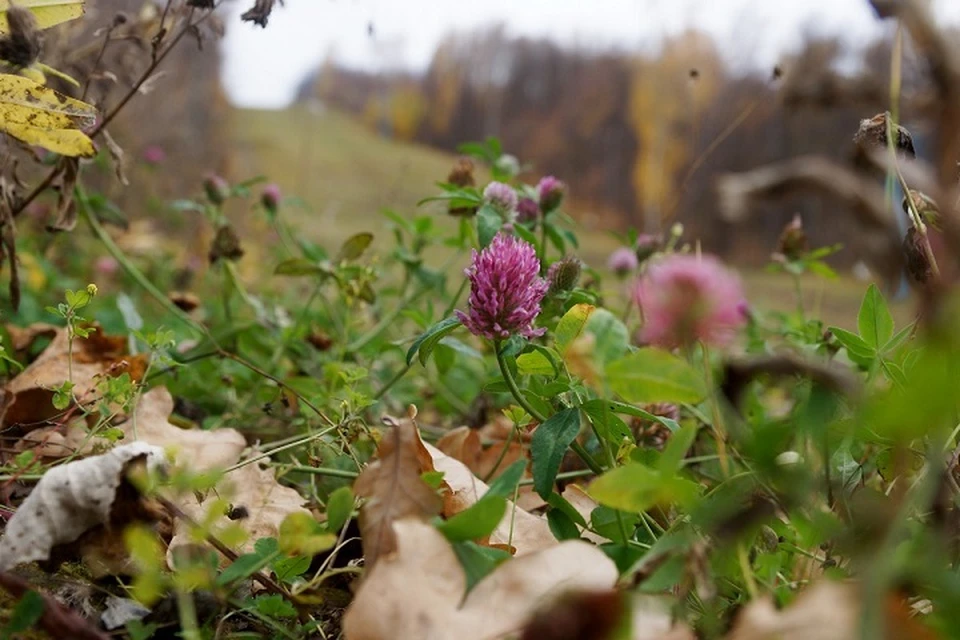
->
227 106 912 329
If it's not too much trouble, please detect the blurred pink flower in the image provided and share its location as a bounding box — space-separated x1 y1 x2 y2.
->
456 233 548 340
634 254 746 349
261 183 282 212
607 247 639 276
142 145 166 165
94 256 119 276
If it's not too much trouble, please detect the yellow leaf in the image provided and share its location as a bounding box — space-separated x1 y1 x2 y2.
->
0 73 97 156
0 0 85 33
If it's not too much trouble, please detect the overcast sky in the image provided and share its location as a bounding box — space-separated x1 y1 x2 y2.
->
220 0 960 109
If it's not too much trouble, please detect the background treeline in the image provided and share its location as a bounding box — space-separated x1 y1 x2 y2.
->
298 27 935 266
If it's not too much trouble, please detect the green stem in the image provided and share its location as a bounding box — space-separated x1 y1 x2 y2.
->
494 341 603 475
373 273 471 401
285 465 360 479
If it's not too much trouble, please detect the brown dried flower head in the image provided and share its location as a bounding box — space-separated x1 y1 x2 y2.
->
0 2 41 70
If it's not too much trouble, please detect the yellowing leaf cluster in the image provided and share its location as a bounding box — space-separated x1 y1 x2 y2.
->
0 0 84 33
0 73 97 156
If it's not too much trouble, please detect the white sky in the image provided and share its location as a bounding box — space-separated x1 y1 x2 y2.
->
221 0 960 109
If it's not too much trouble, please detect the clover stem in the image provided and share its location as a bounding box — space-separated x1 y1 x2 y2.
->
494 341 603 475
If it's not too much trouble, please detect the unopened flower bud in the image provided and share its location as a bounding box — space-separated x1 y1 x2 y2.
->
537 176 566 213
495 154 520 177
261 183 281 214
516 197 540 224
776 214 807 261
203 174 230 205
634 233 662 264
547 256 582 294
483 181 518 220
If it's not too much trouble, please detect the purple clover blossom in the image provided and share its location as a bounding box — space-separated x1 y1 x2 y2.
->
537 176 566 212
142 145 166 165
516 197 540 223
483 181 518 217
608 247 639 276
456 233 549 340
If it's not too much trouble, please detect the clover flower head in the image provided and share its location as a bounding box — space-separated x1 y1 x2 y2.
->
456 233 548 340
634 254 746 349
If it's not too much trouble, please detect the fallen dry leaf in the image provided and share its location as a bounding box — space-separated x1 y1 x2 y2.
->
561 484 608 544
169 457 311 558
2 325 148 431
355 412 444 569
16 386 247 467
0 442 166 571
436 422 545 512
343 518 618 640
426 442 557 555
727 581 858 640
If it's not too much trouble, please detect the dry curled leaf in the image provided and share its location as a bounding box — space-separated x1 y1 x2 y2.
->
355 413 443 569
0 442 166 571
343 518 618 640
3 325 148 432
102 129 129 186
728 582 862 640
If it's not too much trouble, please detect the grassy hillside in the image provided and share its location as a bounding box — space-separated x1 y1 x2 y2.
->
226 106 909 329
229 106 461 245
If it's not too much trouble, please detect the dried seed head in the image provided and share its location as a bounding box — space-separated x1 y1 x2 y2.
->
168 291 200 312
241 0 277 28
854 113 915 157
307 329 333 351
903 227 935 285
208 225 244 264
903 189 940 230
447 157 475 188
447 157 478 217
0 3 41 69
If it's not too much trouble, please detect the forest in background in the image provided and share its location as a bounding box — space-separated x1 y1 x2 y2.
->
299 26 937 267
